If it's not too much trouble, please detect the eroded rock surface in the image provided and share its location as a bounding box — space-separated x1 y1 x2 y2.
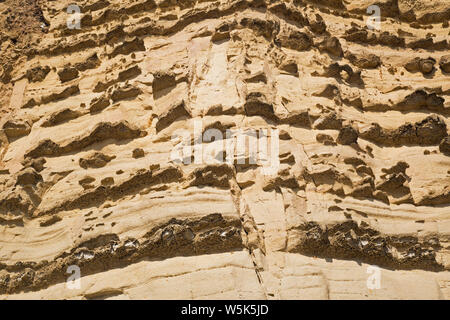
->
0 0 449 300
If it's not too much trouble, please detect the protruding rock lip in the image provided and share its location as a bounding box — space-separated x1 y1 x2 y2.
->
0 213 243 295
24 121 147 159
288 221 444 272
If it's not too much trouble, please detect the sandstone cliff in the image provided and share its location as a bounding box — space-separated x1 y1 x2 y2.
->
0 0 449 299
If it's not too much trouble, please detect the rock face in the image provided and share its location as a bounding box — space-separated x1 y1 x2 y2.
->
0 0 450 300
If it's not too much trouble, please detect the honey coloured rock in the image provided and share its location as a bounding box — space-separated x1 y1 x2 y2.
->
0 0 449 300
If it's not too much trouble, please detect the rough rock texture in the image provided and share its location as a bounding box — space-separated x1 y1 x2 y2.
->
0 0 450 300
